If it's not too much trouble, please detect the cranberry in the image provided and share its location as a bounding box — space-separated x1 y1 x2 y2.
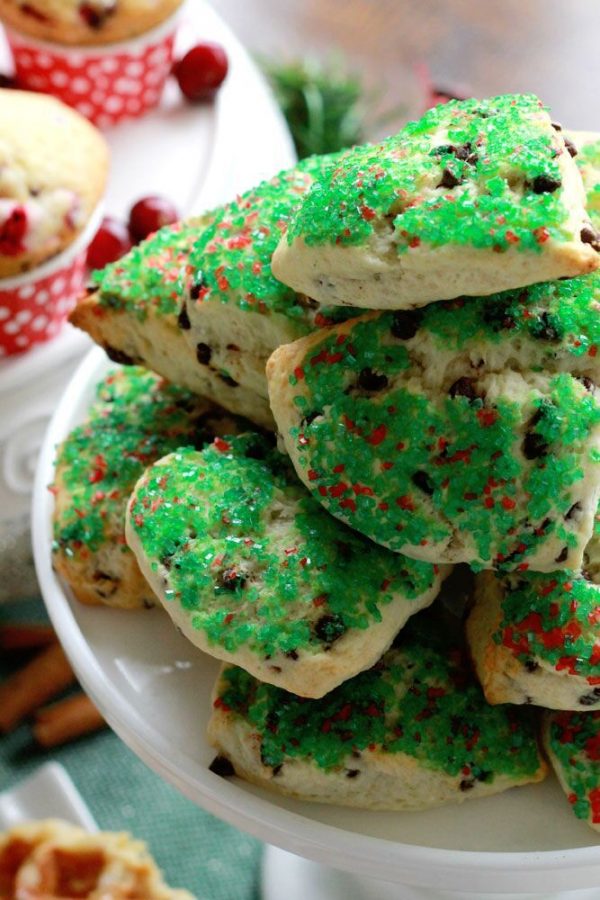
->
128 195 179 243
0 206 27 256
173 42 228 102
87 216 131 270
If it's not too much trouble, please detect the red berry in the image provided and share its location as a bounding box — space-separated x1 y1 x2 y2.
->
128 195 179 244
173 42 228 102
87 216 131 270
0 206 27 255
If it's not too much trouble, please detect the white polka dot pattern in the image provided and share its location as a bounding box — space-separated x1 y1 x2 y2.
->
0 252 87 355
6 27 177 127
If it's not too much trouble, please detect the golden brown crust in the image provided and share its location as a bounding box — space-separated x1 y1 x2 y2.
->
0 0 182 46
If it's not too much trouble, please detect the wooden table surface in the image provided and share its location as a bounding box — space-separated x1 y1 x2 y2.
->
218 0 599 137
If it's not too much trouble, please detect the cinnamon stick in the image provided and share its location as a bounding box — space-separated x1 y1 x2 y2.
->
0 643 75 733
33 693 106 748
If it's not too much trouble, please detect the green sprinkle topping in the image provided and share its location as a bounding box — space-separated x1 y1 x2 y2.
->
577 137 600 228
216 624 542 779
547 710 600 825
128 434 438 659
283 309 600 568
287 93 574 254
52 368 217 559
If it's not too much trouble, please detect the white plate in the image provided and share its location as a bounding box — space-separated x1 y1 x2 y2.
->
0 763 97 831
32 350 600 896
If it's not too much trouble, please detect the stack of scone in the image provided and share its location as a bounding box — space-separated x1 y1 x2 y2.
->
60 93 600 828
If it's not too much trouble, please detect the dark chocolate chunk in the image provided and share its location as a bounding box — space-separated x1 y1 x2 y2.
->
390 309 422 340
189 272 206 300
314 614 347 646
523 431 549 460
104 346 136 366
411 470 435 495
438 167 462 189
346 769 360 778
563 135 578 158
554 546 569 564
482 298 516 332
209 756 235 777
218 567 246 592
449 377 478 401
285 649 299 661
581 224 600 251
177 303 191 330
551 121 562 132
272 764 283 776
566 501 582 521
530 311 561 342
577 375 595 392
530 174 562 194
357 367 389 391
219 373 239 387
524 659 540 673
454 142 478 165
196 342 212 365
460 778 475 792
579 688 600 707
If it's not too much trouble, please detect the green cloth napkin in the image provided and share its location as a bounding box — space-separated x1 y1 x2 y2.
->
0 598 262 899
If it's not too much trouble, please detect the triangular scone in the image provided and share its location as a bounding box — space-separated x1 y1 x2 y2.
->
125 434 445 698
207 617 546 811
53 367 245 610
467 516 600 710
70 157 355 431
543 710 600 832
267 276 600 572
272 94 599 310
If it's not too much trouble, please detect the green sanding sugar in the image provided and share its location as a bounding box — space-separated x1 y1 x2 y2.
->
52 368 214 559
185 154 352 329
127 434 438 658
287 93 574 253
495 572 600 680
287 311 600 568
93 219 202 320
420 271 600 363
547 710 600 824
215 629 542 779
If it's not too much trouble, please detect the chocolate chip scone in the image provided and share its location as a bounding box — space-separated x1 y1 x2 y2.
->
70 157 355 430
0 819 193 898
125 434 445 697
272 94 598 310
0 0 182 45
207 617 546 810
467 517 600 709
0 89 108 278
543 710 600 832
53 366 243 610
267 278 600 572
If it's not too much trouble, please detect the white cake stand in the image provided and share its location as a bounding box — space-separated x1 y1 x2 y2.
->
31 349 600 900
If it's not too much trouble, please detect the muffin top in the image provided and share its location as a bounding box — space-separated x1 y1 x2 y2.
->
0 0 182 46
0 89 108 279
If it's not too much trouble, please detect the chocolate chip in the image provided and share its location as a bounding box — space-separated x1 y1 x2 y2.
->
577 375 595 392
524 659 540 673
104 346 136 366
209 756 235 777
449 377 478 401
555 546 569 564
314 614 347 646
476 770 491 783
79 1 115 28
285 649 299 661
482 299 516 332
551 121 562 132
581 224 600 251
177 303 191 330
357 367 389 391
218 567 246 591
272 764 283 776
460 778 475 792
454 142 478 165
390 309 422 340
346 769 360 778
196 342 212 365
523 431 548 460
530 311 561 342
296 293 319 310
190 272 206 299
566 501 582 521
438 168 462 189
301 410 322 428
411 470 435 495
579 688 600 707
530 174 562 194
219 373 239 387
563 135 578 158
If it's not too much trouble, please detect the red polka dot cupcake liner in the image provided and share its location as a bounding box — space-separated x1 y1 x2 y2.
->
0 207 102 357
5 9 181 128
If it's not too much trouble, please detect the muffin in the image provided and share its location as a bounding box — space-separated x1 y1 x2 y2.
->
0 0 183 46
0 89 108 278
